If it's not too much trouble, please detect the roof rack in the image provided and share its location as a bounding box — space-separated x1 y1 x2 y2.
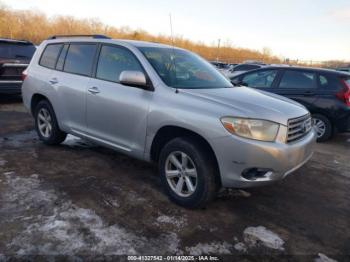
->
47 34 111 40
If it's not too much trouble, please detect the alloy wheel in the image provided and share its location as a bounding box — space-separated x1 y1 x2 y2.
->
37 108 52 138
165 151 198 197
312 118 326 138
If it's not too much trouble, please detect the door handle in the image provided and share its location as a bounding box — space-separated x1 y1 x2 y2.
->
88 86 100 94
49 78 58 85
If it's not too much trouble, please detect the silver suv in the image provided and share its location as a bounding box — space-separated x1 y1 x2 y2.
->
22 35 316 208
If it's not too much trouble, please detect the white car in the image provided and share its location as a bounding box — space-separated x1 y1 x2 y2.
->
226 63 266 78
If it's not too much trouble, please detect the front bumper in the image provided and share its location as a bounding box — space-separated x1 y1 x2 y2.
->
210 128 317 188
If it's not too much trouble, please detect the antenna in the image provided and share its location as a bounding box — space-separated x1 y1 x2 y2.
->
169 13 175 48
169 13 178 92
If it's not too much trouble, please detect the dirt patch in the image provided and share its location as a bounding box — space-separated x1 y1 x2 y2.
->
0 101 349 260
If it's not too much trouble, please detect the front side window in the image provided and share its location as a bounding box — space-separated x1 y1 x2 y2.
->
279 70 315 89
241 70 278 88
96 45 143 82
139 47 232 89
39 44 62 69
64 44 97 76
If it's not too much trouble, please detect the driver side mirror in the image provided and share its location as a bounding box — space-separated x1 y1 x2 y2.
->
119 70 149 89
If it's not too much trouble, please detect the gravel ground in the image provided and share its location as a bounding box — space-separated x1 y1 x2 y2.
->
0 97 349 261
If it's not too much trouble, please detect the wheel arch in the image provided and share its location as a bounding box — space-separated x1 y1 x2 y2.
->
31 93 50 115
150 125 222 186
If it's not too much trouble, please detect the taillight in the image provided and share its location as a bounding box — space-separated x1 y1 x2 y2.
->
336 79 350 106
21 69 28 81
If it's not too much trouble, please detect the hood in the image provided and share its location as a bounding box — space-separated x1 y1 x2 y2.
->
180 87 308 126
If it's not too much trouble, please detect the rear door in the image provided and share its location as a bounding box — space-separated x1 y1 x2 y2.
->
274 69 317 110
51 43 97 133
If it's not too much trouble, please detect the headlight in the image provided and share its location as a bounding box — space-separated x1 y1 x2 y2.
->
221 117 280 142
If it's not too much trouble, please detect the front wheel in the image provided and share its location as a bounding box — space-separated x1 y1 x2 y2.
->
158 137 218 208
312 114 332 142
34 100 67 145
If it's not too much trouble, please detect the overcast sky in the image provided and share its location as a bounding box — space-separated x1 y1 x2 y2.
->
4 0 350 61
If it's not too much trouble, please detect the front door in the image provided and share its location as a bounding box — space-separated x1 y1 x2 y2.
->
239 69 279 92
86 44 153 156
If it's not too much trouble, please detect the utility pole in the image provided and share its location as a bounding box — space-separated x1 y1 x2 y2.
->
216 38 221 62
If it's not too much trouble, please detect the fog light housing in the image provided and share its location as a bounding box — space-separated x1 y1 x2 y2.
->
242 168 273 180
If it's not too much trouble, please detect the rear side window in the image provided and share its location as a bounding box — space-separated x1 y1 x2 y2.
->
319 74 343 90
96 45 143 82
39 44 62 69
64 44 97 76
279 70 315 89
241 70 278 88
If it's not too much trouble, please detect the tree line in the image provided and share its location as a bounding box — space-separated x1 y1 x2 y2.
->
0 3 283 64
0 3 347 67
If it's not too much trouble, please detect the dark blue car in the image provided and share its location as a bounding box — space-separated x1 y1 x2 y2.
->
231 66 350 142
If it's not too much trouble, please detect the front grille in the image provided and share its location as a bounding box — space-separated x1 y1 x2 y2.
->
287 114 312 143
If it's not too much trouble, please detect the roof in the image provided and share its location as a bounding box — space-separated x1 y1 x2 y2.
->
230 65 350 79
0 38 33 44
45 35 176 49
260 65 350 75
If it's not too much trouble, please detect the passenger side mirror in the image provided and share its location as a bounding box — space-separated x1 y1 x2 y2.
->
119 70 148 89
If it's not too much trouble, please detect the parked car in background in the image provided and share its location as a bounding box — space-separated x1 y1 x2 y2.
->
335 67 350 73
0 38 36 95
210 61 234 78
210 61 230 75
230 66 350 142
226 63 266 78
228 63 238 67
210 61 229 70
22 35 315 208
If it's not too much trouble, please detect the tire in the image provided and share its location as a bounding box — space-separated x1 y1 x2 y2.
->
158 137 218 209
312 114 332 142
34 99 67 145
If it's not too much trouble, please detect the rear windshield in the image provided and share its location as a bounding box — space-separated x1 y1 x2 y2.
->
0 42 36 59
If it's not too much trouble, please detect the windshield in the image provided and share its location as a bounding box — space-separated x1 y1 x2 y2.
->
138 47 232 89
0 42 36 60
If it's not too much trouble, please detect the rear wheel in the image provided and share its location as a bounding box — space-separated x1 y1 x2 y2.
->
34 100 67 145
312 114 332 142
158 137 218 208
